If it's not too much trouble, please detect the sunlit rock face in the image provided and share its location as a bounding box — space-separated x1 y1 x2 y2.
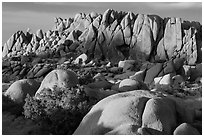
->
35 69 79 98
2 9 202 66
73 90 200 135
1 8 202 135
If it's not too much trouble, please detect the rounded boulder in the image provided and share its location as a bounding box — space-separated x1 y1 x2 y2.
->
35 69 79 97
173 123 200 135
119 79 148 92
73 53 88 65
4 79 40 103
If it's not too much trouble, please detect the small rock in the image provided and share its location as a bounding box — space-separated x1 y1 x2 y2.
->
118 60 135 72
93 73 106 81
111 82 120 91
129 69 146 82
73 53 88 65
34 67 52 78
36 29 44 39
153 76 163 85
109 67 122 74
33 65 42 75
137 127 164 135
13 65 21 72
173 58 185 71
106 62 111 67
159 73 174 85
19 68 27 77
86 60 95 66
114 71 136 80
90 11 98 19
144 63 163 84
172 75 184 89
173 123 200 135
163 61 175 75
32 57 42 65
119 79 141 92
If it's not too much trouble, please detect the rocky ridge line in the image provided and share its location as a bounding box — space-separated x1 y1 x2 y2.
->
3 9 202 65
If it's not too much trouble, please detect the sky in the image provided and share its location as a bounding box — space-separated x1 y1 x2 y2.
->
2 2 202 45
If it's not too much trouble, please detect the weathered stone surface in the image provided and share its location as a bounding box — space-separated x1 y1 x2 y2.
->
35 69 79 98
108 25 125 63
172 75 185 88
74 90 199 135
119 79 138 91
2 10 202 77
190 63 202 81
163 60 175 75
36 29 44 39
159 73 174 85
137 127 164 135
142 97 177 134
173 123 200 135
4 79 40 103
156 38 167 61
73 53 88 65
34 66 52 78
163 18 182 60
130 14 160 63
74 90 154 135
144 63 163 84
129 70 146 82
83 24 97 58
118 60 136 72
90 11 98 19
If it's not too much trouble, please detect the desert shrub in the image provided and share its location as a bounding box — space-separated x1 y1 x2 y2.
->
2 95 45 135
23 85 96 134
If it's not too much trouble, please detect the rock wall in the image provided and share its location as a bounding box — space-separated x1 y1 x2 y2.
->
2 9 202 65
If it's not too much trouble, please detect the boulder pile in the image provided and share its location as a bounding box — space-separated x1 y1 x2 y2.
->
2 9 202 66
2 9 202 135
74 90 201 135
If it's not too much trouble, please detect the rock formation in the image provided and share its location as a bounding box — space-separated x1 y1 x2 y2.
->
2 9 202 66
2 9 202 135
73 90 201 135
4 79 40 103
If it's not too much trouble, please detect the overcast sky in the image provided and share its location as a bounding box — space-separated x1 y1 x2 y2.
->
2 2 202 44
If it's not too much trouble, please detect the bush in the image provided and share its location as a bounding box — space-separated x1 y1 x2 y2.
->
23 85 96 134
2 95 45 135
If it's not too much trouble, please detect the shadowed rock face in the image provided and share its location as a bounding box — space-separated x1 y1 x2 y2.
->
2 9 202 65
4 79 40 103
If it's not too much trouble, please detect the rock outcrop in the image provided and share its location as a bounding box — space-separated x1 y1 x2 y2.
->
2 9 202 135
73 90 201 135
2 9 202 66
